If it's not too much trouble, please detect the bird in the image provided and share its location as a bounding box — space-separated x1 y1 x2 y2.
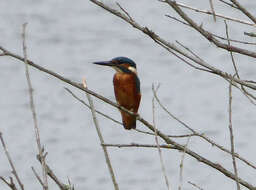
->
93 57 141 130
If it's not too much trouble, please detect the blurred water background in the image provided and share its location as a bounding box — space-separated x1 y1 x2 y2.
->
1 0 256 189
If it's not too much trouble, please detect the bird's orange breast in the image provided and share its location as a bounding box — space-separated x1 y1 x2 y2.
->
113 73 141 129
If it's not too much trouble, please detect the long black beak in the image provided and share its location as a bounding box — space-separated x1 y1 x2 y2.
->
93 61 115 67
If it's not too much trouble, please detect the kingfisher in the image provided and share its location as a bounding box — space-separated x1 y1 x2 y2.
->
93 57 141 130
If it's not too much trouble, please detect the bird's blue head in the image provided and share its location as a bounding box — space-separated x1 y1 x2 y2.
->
93 56 137 74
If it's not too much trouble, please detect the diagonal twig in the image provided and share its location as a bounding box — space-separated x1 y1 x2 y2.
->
0 132 24 190
165 1 254 26
31 167 44 187
229 0 256 24
0 177 18 190
82 78 119 190
188 181 204 190
65 87 197 138
152 88 256 170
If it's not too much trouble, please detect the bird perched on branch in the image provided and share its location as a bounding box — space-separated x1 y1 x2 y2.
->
93 57 141 130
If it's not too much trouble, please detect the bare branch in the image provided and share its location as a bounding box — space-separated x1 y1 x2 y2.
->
37 156 71 190
209 0 216 22
0 132 24 190
153 88 256 170
178 138 190 190
188 181 204 190
224 21 256 104
166 15 256 45
65 87 195 138
224 21 239 77
87 1 256 91
64 87 123 126
31 167 44 187
218 0 238 9
22 23 48 190
116 2 134 22
82 78 119 190
0 177 18 190
103 143 175 149
228 81 240 190
165 1 254 26
152 84 171 190
229 0 256 24
244 32 256 38
163 0 256 58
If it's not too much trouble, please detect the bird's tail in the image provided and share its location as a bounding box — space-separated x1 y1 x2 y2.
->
120 111 136 130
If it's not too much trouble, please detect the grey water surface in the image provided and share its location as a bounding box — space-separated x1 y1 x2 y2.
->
1 0 256 190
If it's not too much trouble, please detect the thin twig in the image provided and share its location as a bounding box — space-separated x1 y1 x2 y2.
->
152 88 256 170
82 78 119 190
163 0 256 59
36 156 71 190
0 177 18 190
244 32 256 38
178 137 190 190
135 128 197 138
224 21 256 104
188 181 204 190
229 0 256 24
65 87 197 138
224 21 239 77
218 0 238 9
116 2 134 21
152 84 171 190
228 81 240 190
22 23 48 190
166 15 256 45
168 14 256 46
209 0 216 22
164 1 254 26
64 87 123 125
32 167 44 187
0 132 24 190
176 40 205 63
102 143 176 149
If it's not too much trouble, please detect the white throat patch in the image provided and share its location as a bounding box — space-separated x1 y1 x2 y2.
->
113 66 122 73
128 66 137 74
